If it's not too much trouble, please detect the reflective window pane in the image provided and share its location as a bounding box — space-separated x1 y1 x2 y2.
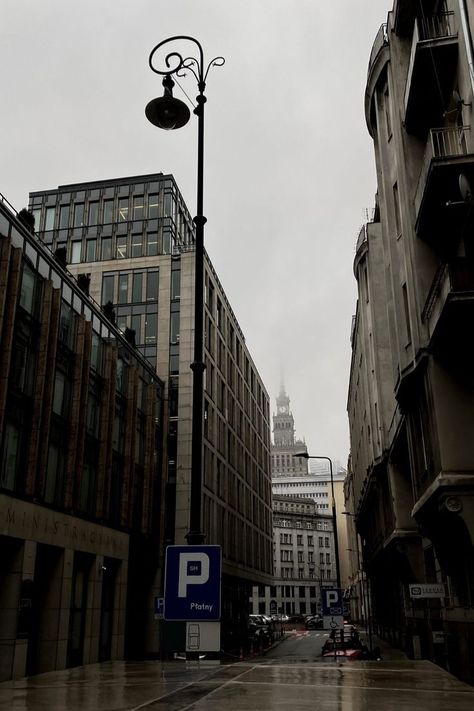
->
116 236 127 259
145 313 157 344
133 195 144 220
118 274 129 304
74 203 84 227
132 273 143 302
88 201 98 225
86 239 96 261
118 197 129 222
132 233 143 257
71 241 82 263
59 205 70 229
102 274 115 305
147 232 158 256
103 200 114 224
101 238 112 260
146 271 158 301
148 194 159 219
45 207 55 231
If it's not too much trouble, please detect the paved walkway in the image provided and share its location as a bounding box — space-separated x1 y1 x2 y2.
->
1 657 473 710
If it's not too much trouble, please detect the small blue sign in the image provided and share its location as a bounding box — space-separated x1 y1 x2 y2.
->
321 588 343 616
164 545 221 621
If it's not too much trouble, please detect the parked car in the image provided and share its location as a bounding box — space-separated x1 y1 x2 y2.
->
288 613 305 623
305 616 324 630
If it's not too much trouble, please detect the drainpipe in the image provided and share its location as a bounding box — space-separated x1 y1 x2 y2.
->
458 0 474 96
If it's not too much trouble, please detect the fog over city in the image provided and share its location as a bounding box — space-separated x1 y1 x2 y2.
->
1 0 388 464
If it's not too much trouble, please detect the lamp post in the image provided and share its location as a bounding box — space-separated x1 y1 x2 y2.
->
146 37 224 544
294 453 341 589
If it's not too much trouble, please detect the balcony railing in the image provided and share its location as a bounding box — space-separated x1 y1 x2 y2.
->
430 125 469 158
419 11 454 40
415 126 471 220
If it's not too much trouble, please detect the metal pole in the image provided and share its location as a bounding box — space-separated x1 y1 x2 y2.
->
187 81 207 545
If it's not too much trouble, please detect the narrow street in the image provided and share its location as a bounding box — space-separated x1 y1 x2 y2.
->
1 631 473 711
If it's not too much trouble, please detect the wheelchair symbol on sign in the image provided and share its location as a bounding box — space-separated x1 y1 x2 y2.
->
330 617 338 629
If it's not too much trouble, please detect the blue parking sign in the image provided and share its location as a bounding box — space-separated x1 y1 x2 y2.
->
321 588 343 616
164 545 221 621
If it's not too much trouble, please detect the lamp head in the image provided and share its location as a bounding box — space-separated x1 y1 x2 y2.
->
145 74 190 130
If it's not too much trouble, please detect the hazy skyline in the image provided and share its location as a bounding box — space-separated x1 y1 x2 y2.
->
1 0 389 464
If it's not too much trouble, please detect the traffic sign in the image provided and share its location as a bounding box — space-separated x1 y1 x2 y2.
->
185 621 221 651
323 615 344 630
321 588 343 616
164 545 221 621
154 596 164 618
270 600 277 614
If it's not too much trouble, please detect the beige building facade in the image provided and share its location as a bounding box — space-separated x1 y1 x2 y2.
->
348 0 474 683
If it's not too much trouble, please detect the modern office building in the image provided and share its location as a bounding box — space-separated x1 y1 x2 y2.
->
0 194 164 680
348 0 474 682
28 173 274 652
250 496 336 616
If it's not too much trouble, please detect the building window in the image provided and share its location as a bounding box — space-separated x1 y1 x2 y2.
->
326 553 331 564
132 233 143 258
133 195 144 220
0 422 21 491
145 313 157 344
74 203 84 227
147 232 158 256
118 274 128 304
170 312 180 343
101 238 112 260
45 207 55 231
102 275 114 305
171 270 180 300
116 235 127 259
59 205 70 229
325 537 329 548
88 201 98 225
147 271 159 301
118 197 129 222
148 194 159 219
103 200 114 224
70 241 82 264
85 239 96 262
132 272 143 302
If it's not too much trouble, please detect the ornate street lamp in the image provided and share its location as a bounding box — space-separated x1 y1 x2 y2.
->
146 37 224 544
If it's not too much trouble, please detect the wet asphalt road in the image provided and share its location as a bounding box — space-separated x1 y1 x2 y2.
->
1 631 473 710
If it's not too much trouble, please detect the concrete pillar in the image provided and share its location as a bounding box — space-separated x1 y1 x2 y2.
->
12 540 37 679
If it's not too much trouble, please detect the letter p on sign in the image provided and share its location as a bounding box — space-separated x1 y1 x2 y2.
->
327 591 339 606
178 553 210 597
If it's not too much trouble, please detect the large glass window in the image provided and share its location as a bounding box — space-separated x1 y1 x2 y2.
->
101 238 112 260
131 233 143 257
132 272 143 302
59 205 70 229
116 235 127 259
133 195 144 220
74 203 84 227
171 270 180 300
31 208 42 230
170 312 180 343
146 271 158 301
148 194 159 219
88 201 98 225
85 239 96 262
19 263 36 314
71 241 82 264
118 274 129 304
131 314 142 343
45 207 55 231
147 232 158 256
90 333 101 371
102 275 115 305
118 197 129 222
164 193 172 217
144 313 157 344
52 371 67 416
103 200 114 224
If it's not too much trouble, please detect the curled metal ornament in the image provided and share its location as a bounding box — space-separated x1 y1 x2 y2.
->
148 35 224 85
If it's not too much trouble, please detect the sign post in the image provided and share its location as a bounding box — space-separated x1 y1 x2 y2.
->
163 545 222 652
321 588 344 630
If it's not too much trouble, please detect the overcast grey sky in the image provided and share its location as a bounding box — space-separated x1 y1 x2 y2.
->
1 0 388 465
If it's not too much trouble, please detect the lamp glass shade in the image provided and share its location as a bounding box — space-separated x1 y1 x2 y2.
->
145 96 190 131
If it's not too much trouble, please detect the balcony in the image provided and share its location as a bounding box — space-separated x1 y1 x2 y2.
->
404 13 458 134
414 126 474 248
422 258 474 364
